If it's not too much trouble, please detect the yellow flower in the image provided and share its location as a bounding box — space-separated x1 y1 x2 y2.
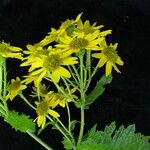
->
0 41 22 59
37 28 65 47
92 40 124 76
35 93 60 128
76 18 103 34
56 31 104 53
31 83 49 97
6 77 27 100
21 44 46 72
37 13 82 47
75 18 112 38
54 87 77 107
22 47 78 83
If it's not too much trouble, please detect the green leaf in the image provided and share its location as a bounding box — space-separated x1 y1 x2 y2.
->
85 75 113 107
77 143 117 150
79 122 150 150
62 136 73 150
70 120 78 132
5 110 36 133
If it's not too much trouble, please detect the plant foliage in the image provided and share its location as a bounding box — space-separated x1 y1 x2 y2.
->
5 110 35 133
77 122 150 150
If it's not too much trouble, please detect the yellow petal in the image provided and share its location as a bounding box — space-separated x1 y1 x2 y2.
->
37 115 46 128
30 68 44 75
75 13 83 22
51 69 61 83
99 30 112 36
90 37 104 46
97 57 107 67
92 53 103 58
106 62 112 76
113 43 118 50
48 109 60 118
58 67 71 78
113 64 121 73
100 39 107 48
116 57 124 66
62 57 78 65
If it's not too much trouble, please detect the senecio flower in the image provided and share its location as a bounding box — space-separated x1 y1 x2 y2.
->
6 77 27 100
38 13 82 47
56 31 104 53
35 92 60 128
54 87 77 108
0 41 22 59
92 40 124 76
21 45 78 83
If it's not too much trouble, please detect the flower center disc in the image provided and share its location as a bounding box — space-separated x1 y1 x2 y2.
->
70 38 89 49
44 55 62 71
103 47 118 62
36 101 49 115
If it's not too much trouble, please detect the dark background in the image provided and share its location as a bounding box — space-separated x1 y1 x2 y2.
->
0 0 150 149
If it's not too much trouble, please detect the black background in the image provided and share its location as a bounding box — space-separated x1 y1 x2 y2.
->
0 0 150 149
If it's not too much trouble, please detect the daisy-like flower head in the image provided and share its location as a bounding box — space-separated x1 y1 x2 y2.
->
35 92 60 128
54 87 78 108
6 77 27 101
0 41 22 59
56 31 104 53
37 28 65 47
21 44 47 72
37 13 82 47
92 39 124 76
31 83 49 97
28 48 78 83
60 13 82 30
76 18 104 34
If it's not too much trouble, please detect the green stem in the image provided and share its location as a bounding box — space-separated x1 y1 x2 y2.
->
68 66 79 85
84 65 98 93
77 104 85 146
71 65 80 83
53 81 75 103
0 104 6 116
86 50 91 77
61 77 71 96
79 55 84 89
47 116 72 143
65 78 80 92
1 58 8 116
66 103 71 132
27 131 53 150
3 58 7 98
0 63 3 96
0 102 6 112
19 93 35 110
83 68 87 89
77 51 86 146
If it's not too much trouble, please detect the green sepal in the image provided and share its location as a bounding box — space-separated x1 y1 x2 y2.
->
66 26 75 36
5 110 36 133
85 75 113 107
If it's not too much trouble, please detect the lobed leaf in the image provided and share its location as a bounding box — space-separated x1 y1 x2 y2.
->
77 122 150 150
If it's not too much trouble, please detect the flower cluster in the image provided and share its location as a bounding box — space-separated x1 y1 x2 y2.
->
2 13 124 132
21 13 123 86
